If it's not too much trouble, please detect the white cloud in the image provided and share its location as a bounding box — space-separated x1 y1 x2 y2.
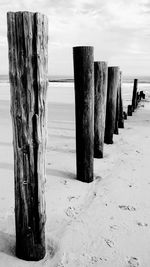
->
0 0 150 75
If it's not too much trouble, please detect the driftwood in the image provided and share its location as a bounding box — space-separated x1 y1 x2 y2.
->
7 11 48 261
73 46 94 183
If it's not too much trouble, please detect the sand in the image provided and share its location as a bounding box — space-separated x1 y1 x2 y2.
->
0 97 149 267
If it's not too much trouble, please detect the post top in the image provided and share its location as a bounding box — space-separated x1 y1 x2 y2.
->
108 66 120 69
94 61 108 64
73 46 94 50
7 11 47 18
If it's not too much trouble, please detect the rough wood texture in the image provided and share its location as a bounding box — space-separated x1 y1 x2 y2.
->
118 72 124 128
104 67 119 144
114 88 119 135
7 11 48 261
94 61 107 158
132 79 138 111
73 46 94 183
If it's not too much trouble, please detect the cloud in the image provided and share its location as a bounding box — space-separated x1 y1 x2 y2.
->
0 0 150 75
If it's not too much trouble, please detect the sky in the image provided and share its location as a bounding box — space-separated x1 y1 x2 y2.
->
0 0 150 76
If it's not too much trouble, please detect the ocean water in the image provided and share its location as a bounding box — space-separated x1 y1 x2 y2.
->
0 77 150 112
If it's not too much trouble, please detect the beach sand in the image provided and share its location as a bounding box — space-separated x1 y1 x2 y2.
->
0 98 149 266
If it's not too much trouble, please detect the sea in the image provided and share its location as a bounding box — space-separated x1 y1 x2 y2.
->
0 74 150 112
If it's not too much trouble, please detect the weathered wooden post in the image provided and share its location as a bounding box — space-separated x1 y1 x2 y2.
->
132 79 138 111
136 92 140 106
105 66 119 144
123 111 127 120
73 46 94 182
140 91 143 99
127 105 132 116
7 12 48 261
114 88 119 135
118 72 124 128
94 61 107 158
140 90 145 99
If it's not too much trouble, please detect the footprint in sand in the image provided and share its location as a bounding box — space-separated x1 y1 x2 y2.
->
65 206 78 218
68 195 80 201
137 222 148 227
127 256 139 266
90 255 99 264
105 239 114 248
119 205 136 211
110 224 118 230
46 238 59 259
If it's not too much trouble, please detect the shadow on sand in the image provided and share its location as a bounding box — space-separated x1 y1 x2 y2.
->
0 231 15 257
46 168 76 180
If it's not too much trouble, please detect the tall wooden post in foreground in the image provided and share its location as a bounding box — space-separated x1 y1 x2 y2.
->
132 79 138 111
73 46 94 183
94 61 107 158
7 12 48 261
105 67 119 144
118 72 124 128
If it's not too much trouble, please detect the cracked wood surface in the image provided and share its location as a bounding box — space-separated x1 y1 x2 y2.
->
7 11 48 261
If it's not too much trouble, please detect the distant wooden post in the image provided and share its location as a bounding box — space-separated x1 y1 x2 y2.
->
94 61 107 158
73 46 94 182
105 67 119 144
140 91 143 98
7 12 48 261
136 92 140 106
118 72 124 128
140 90 145 99
127 105 132 116
123 111 127 120
132 79 138 111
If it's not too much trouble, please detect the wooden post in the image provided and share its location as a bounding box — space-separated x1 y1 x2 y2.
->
140 90 145 99
123 111 127 120
140 91 143 98
127 105 132 116
105 66 119 144
136 92 140 106
73 46 94 183
118 72 124 128
7 12 48 261
114 88 119 135
94 61 107 158
132 79 138 111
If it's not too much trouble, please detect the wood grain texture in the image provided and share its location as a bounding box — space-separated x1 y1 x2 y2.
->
118 72 124 128
94 61 108 158
7 11 48 261
73 46 94 183
104 67 119 144
114 88 119 135
132 79 138 111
